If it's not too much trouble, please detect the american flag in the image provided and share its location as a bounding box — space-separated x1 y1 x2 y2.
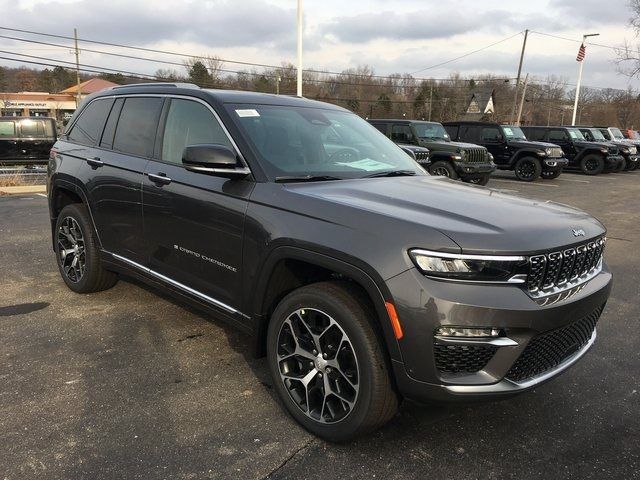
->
576 43 586 62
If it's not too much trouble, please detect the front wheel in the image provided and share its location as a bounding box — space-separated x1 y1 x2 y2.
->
462 174 490 186
540 169 562 180
267 281 398 442
430 160 458 179
514 156 542 182
580 154 604 175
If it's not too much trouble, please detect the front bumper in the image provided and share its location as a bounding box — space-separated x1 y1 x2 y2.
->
453 161 496 176
624 155 638 170
542 157 569 171
605 155 624 172
386 264 612 403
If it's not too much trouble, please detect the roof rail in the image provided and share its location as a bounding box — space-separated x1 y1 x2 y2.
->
111 82 200 90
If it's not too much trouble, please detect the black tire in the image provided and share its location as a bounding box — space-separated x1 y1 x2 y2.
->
55 203 118 293
579 154 604 175
429 160 458 180
267 281 398 442
540 169 562 180
513 156 541 182
617 158 627 172
462 174 490 186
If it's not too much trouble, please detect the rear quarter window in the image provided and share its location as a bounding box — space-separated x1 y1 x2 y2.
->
19 119 46 137
67 98 114 146
0 121 15 137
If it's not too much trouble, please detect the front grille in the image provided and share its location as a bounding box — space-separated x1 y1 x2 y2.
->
548 147 564 158
526 237 605 294
414 151 430 163
608 146 619 155
464 148 487 163
434 344 497 374
506 305 604 382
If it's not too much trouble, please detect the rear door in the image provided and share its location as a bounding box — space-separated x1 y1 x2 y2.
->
142 97 253 319
72 96 162 263
0 119 18 162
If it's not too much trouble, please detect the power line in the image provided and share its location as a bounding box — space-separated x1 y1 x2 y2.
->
411 31 524 74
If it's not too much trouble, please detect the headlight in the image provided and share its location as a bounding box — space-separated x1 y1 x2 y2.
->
452 154 463 160
459 149 467 159
488 152 494 161
545 148 552 156
629 146 637 154
409 249 528 283
600 148 608 153
621 148 629 154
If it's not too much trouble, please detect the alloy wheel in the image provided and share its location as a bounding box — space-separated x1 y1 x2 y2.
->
276 308 359 424
432 166 451 177
516 160 536 179
57 216 86 283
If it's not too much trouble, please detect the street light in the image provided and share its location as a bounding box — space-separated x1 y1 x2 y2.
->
571 32 599 126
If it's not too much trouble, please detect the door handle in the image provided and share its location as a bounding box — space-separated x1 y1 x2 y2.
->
86 157 104 168
148 172 172 186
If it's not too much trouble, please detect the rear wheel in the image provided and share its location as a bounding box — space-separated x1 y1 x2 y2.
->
580 154 604 175
430 161 458 180
267 281 398 442
55 204 118 293
540 169 561 180
514 156 541 182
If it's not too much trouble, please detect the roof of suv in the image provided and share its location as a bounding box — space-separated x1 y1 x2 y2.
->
368 119 438 124
442 121 502 126
93 83 347 111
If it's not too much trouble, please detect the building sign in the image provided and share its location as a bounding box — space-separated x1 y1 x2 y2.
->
3 100 48 108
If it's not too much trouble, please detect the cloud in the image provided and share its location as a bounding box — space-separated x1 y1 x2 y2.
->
548 0 632 26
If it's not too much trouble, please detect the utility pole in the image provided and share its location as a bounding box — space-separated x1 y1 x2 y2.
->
428 85 433 121
276 74 281 95
511 29 528 124
73 28 81 107
296 0 303 97
515 73 529 126
571 32 599 126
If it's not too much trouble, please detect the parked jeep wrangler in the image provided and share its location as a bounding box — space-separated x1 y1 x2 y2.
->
368 119 495 185
578 127 637 171
397 143 431 169
443 121 569 181
48 84 612 441
595 126 639 171
521 126 624 175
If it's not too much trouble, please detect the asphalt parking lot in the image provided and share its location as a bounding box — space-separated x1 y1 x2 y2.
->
1 171 639 480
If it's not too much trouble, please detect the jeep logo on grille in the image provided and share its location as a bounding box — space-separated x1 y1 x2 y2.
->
572 228 586 237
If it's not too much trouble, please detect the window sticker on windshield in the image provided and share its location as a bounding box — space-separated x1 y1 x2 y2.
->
568 130 577 139
503 127 513 136
336 159 395 172
235 109 260 117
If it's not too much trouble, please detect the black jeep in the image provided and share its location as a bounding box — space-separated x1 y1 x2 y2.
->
578 127 637 171
397 143 431 169
443 121 569 181
521 126 624 175
368 119 495 185
0 116 57 166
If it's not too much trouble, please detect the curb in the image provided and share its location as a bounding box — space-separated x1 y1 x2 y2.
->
0 185 47 195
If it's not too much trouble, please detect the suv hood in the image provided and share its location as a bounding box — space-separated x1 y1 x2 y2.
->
284 176 605 255
418 139 485 150
506 139 557 149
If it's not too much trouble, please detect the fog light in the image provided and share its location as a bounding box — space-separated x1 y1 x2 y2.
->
436 326 501 338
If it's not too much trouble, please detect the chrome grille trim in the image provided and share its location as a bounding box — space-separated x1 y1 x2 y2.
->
525 237 606 298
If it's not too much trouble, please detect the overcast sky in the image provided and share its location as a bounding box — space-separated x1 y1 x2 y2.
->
2 0 639 90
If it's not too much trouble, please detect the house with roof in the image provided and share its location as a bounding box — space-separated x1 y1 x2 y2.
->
463 88 496 120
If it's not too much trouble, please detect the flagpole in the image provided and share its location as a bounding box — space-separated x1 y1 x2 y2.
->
296 0 303 97
571 33 599 126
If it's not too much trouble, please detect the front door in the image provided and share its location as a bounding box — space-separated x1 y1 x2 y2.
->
480 126 508 165
548 129 575 163
142 97 253 320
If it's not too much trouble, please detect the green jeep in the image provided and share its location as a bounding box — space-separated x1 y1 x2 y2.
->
368 119 496 185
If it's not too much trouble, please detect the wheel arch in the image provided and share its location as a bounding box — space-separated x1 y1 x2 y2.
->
509 149 542 166
250 246 402 363
49 179 100 251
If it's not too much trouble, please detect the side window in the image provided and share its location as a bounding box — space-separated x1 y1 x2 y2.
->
371 123 388 136
0 120 15 137
549 130 568 142
481 127 501 142
600 130 612 140
391 124 413 143
581 130 594 141
524 128 545 141
161 99 233 164
19 120 45 138
113 97 163 157
459 125 480 142
67 98 114 146
443 125 458 139
100 98 124 150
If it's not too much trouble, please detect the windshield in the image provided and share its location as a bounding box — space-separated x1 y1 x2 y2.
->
567 128 585 140
228 104 424 180
412 122 450 141
610 127 624 140
501 126 527 140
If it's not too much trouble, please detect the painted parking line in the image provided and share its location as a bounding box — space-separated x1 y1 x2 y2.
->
491 179 559 187
36 193 47 197
556 178 590 183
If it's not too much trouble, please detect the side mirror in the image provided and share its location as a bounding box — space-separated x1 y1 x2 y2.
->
182 144 250 178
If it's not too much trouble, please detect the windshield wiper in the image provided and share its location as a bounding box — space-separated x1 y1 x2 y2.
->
275 174 343 183
364 170 417 178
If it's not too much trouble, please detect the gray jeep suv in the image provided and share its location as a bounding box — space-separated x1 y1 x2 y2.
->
48 83 612 441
